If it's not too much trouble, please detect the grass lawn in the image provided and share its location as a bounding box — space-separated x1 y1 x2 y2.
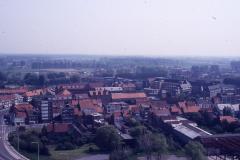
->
19 143 101 160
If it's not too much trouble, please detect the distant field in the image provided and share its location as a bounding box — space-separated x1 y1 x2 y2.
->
39 69 80 73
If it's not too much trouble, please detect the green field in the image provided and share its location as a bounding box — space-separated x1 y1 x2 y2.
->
19 143 100 160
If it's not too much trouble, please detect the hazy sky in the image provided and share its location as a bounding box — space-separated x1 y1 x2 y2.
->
0 0 239 57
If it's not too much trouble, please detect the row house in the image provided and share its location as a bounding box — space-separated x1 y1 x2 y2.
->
105 102 129 114
0 94 23 109
0 87 28 95
111 92 147 105
216 104 240 117
71 98 103 115
13 103 34 125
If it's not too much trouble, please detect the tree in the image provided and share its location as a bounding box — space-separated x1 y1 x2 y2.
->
152 134 168 160
70 75 79 83
185 141 207 160
109 148 132 160
0 71 6 82
38 75 45 86
223 107 233 116
76 102 81 111
95 125 121 151
23 73 38 85
129 125 148 137
139 134 152 160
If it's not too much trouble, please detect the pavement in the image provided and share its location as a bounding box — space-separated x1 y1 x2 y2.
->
137 155 188 160
0 109 29 160
75 154 109 160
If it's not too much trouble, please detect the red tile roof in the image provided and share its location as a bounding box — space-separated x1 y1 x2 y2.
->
171 106 181 114
71 99 103 113
15 111 27 119
0 87 28 94
57 89 72 97
0 95 15 101
24 89 44 97
182 106 200 113
15 103 33 111
220 116 237 123
47 123 71 133
111 92 146 100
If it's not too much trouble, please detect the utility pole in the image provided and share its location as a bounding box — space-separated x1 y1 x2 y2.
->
17 127 19 151
32 142 39 160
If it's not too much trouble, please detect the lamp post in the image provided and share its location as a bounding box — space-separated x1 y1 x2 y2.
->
31 142 39 160
17 130 19 151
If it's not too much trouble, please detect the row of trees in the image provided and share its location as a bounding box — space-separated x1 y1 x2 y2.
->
184 111 240 134
0 71 81 87
96 120 206 160
8 128 50 156
24 73 80 86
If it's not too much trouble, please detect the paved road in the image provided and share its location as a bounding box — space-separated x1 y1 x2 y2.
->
75 154 109 160
0 109 23 160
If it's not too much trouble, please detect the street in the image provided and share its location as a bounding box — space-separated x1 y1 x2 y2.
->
0 109 26 160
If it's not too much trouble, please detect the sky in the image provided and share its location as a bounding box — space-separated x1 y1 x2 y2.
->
0 0 240 57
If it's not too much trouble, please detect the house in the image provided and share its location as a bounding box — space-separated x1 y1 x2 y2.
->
216 104 240 116
0 87 28 95
49 88 72 103
0 94 23 109
24 89 45 102
111 92 147 104
83 113 104 127
144 88 159 96
121 83 136 92
139 104 151 121
95 87 123 93
221 94 240 104
72 99 103 115
61 104 74 123
197 98 213 109
191 81 221 98
14 111 27 125
46 123 71 133
219 116 237 123
105 102 129 114
182 105 200 114
15 103 33 111
39 100 53 123
208 84 221 98
14 103 34 125
180 80 192 94
178 101 200 114
170 105 182 115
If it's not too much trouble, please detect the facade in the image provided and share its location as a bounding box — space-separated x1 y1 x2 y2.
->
40 100 53 123
208 84 221 98
61 104 74 123
105 102 129 114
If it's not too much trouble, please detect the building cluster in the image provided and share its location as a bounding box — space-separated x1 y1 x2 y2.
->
0 62 240 148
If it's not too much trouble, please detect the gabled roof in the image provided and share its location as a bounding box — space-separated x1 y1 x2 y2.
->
15 111 27 119
57 89 72 97
220 116 237 123
0 87 28 94
182 106 200 113
15 103 33 111
0 95 15 101
111 92 146 100
71 99 103 113
24 89 44 97
47 123 71 133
